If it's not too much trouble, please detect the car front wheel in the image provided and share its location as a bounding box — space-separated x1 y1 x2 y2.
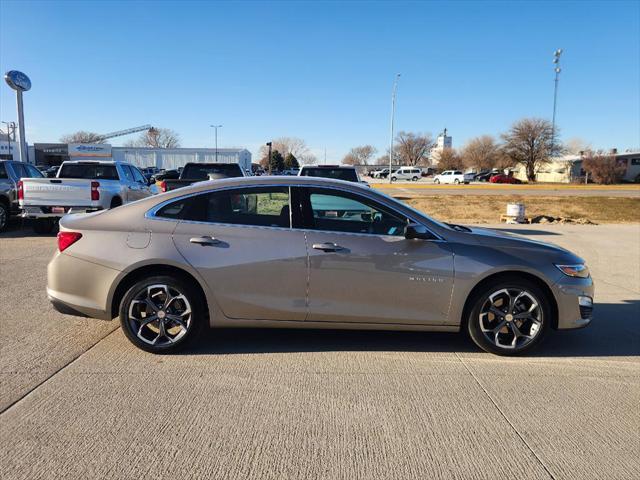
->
119 275 205 353
467 278 550 355
434 178 440 184
0 202 8 232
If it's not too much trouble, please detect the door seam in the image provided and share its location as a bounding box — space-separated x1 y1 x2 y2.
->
303 231 310 321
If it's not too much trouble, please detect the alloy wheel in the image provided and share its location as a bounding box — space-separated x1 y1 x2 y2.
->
478 288 543 350
0 204 7 230
127 284 192 346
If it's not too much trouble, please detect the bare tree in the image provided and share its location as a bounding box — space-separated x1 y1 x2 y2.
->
501 118 561 181
564 137 592 155
437 148 465 171
342 145 377 166
258 137 315 165
582 153 626 184
124 128 180 148
60 131 103 144
395 131 433 166
461 135 500 171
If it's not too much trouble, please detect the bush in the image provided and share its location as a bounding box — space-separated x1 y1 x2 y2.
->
582 154 626 184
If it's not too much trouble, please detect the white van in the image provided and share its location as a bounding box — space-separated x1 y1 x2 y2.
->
390 167 421 182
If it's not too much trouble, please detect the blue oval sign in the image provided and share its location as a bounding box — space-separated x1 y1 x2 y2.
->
4 70 31 92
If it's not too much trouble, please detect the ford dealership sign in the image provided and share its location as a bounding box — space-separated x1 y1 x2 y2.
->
4 70 31 92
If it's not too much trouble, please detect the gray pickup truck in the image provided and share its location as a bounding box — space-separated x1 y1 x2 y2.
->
159 162 245 192
19 160 153 233
0 160 44 232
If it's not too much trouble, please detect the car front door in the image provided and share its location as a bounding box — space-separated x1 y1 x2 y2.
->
130 165 152 199
169 185 308 321
297 187 454 325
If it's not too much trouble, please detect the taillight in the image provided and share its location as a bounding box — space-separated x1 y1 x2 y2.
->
57 231 82 252
17 180 24 201
91 181 100 201
159 180 167 192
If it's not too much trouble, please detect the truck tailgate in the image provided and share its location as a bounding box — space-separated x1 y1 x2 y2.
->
20 178 94 207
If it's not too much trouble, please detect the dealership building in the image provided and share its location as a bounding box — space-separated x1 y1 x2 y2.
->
22 143 252 172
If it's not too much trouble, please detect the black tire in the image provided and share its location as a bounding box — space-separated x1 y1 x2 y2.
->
412 176 418 181
466 277 550 356
454 178 460 184
119 275 206 354
110 197 123 209
0 201 8 232
33 218 55 234
434 178 440 184
391 177 397 182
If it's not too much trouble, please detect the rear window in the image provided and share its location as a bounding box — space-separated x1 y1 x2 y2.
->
300 168 358 182
59 164 119 180
181 164 243 180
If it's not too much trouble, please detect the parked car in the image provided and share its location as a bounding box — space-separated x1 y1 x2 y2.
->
490 173 522 184
0 160 44 231
19 160 153 233
474 170 497 182
433 170 474 184
390 167 421 182
371 168 390 179
298 165 362 183
159 162 245 192
48 176 594 356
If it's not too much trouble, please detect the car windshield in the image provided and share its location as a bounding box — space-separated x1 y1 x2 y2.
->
58 164 119 180
181 164 243 180
300 168 358 182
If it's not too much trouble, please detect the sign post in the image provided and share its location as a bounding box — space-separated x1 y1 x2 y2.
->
4 70 31 163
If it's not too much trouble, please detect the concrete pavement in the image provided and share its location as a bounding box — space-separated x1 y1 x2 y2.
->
1 223 638 479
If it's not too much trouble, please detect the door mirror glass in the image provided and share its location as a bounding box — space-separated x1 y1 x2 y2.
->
405 223 435 240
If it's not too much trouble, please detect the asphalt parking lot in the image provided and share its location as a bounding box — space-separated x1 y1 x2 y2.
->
1 223 639 479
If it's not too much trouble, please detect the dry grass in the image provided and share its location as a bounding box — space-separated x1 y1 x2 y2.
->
400 195 640 224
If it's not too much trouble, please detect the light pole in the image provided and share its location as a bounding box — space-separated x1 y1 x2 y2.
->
266 142 273 175
210 124 222 162
551 49 563 152
4 71 31 163
389 74 401 184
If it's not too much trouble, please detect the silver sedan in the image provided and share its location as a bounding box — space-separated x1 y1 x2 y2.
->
47 176 594 355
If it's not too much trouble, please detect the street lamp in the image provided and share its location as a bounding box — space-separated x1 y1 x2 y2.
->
551 49 563 152
210 124 222 162
389 73 401 184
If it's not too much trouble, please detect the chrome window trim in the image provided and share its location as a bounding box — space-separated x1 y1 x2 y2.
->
144 182 444 241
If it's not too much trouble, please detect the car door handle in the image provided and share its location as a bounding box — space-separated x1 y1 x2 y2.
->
312 242 344 252
190 236 221 246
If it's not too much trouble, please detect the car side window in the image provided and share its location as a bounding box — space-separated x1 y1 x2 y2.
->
120 165 135 182
156 187 291 228
0 163 7 179
26 165 44 178
130 166 146 183
304 188 407 236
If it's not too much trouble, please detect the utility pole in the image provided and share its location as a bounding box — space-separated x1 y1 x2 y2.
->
210 124 222 162
389 73 401 184
551 49 563 153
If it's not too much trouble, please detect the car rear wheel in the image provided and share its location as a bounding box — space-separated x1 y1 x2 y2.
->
467 278 550 355
412 176 418 181
119 275 205 353
454 179 460 184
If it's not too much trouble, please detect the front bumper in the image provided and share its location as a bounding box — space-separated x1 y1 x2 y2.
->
553 275 595 329
47 252 120 320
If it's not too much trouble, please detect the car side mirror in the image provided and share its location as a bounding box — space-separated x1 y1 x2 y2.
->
405 223 435 240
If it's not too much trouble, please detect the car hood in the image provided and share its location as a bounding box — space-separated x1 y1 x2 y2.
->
464 226 584 263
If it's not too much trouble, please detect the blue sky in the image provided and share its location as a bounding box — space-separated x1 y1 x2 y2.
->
1 0 638 162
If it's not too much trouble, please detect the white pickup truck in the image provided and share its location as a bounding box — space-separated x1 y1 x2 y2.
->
19 160 153 233
433 170 474 185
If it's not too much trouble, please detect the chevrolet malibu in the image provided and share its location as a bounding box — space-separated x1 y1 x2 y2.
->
48 176 594 355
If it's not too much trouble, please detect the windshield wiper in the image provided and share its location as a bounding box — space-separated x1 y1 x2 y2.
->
446 222 472 232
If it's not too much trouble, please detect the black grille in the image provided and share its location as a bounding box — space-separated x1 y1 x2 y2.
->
579 305 593 320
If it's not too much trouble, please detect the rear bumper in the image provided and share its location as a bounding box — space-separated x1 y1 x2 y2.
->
47 252 120 320
22 205 103 219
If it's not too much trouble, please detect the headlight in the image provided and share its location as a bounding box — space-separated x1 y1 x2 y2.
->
555 264 590 278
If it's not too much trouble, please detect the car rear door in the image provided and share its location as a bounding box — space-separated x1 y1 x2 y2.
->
169 185 308 321
296 186 454 325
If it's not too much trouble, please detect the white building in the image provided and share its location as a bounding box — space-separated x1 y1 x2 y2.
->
429 128 453 165
112 147 252 172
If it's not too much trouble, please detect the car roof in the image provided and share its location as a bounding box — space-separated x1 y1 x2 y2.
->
62 160 122 165
300 165 355 170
